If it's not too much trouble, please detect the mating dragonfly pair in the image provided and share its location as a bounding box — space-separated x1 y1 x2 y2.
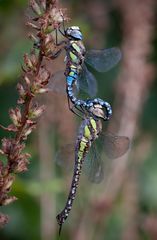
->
49 25 130 234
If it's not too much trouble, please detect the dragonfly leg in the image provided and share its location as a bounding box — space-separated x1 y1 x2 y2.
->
59 28 65 37
50 49 62 59
62 15 66 34
74 105 85 118
80 105 87 114
58 14 66 36
55 28 67 46
72 100 88 117
67 97 83 119
55 28 59 45
79 105 94 118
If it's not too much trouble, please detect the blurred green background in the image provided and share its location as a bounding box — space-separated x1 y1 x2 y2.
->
0 0 157 240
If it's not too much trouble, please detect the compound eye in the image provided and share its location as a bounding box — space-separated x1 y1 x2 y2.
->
66 29 71 35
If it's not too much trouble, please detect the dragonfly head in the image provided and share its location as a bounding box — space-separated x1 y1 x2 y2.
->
65 26 83 40
89 104 107 120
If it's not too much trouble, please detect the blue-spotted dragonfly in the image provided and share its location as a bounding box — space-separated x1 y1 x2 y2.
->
55 111 130 234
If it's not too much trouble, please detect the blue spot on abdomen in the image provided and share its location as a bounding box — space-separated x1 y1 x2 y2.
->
67 76 75 86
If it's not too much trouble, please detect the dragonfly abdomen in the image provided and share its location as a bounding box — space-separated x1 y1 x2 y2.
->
66 66 79 105
56 117 101 230
65 39 86 103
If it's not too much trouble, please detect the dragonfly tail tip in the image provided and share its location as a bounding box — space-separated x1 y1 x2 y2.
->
58 223 63 237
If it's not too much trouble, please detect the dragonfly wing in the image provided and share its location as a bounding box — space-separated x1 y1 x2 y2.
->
84 143 105 184
48 70 66 94
55 141 104 183
55 144 75 171
84 132 130 183
78 65 98 97
102 133 130 159
85 47 122 72
48 70 79 96
55 133 130 183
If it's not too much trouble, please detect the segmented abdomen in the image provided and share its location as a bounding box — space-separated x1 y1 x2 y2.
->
56 138 89 225
65 41 112 120
56 117 101 230
65 40 85 103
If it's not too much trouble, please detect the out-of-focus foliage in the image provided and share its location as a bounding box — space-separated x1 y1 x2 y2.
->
0 0 157 240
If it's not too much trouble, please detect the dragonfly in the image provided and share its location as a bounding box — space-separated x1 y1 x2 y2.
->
49 25 121 119
56 105 130 235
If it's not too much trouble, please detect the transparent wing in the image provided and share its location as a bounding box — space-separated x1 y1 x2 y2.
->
55 133 130 183
48 70 79 96
103 133 130 159
84 143 104 184
55 144 75 171
77 64 98 97
84 132 130 183
85 47 122 72
56 141 105 184
48 70 66 94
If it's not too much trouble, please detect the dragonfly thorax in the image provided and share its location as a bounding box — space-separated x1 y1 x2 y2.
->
65 26 83 40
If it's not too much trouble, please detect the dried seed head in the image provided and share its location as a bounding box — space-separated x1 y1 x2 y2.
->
17 83 25 96
26 22 39 30
0 124 18 132
30 82 40 94
38 67 50 85
24 53 33 70
30 50 38 67
0 214 9 227
0 177 4 188
2 176 15 192
30 0 42 16
22 121 37 139
30 81 49 94
44 34 53 46
17 98 25 105
9 108 22 127
0 0 69 216
8 143 25 161
1 138 13 155
1 196 17 206
9 109 18 126
43 24 54 34
17 84 27 104
24 75 31 86
0 161 4 177
37 88 49 94
24 128 33 138
40 0 46 11
29 104 45 119
14 161 28 173
13 154 30 173
0 149 4 155
6 124 18 132
43 36 57 56
50 8 66 27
